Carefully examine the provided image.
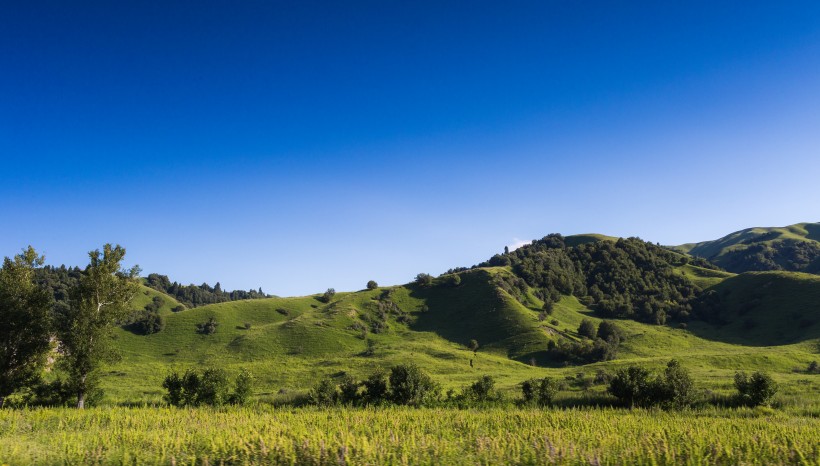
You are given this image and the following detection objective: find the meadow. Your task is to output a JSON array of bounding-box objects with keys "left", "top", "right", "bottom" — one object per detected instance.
[{"left": 0, "top": 406, "right": 817, "bottom": 465}]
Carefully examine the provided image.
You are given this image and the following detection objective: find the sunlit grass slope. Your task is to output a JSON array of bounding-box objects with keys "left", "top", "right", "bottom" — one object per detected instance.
[{"left": 103, "top": 267, "right": 820, "bottom": 408}]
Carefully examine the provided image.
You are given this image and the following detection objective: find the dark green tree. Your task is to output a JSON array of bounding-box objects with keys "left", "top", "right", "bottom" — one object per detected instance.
[
  {"left": 389, "top": 364, "right": 439, "bottom": 406},
  {"left": 338, "top": 374, "right": 360, "bottom": 405},
  {"left": 608, "top": 366, "right": 653, "bottom": 408},
  {"left": 415, "top": 273, "right": 433, "bottom": 287},
  {"left": 734, "top": 371, "right": 778, "bottom": 406},
  {"left": 362, "top": 370, "right": 389, "bottom": 405},
  {"left": 521, "top": 377, "right": 558, "bottom": 406},
  {"left": 230, "top": 369, "right": 253, "bottom": 405},
  {"left": 578, "top": 319, "right": 597, "bottom": 339},
  {"left": 309, "top": 378, "right": 339, "bottom": 406},
  {"left": 366, "top": 280, "right": 378, "bottom": 290},
  {"left": 321, "top": 288, "right": 336, "bottom": 303},
  {"left": 0, "top": 247, "right": 52, "bottom": 408},
  {"left": 56, "top": 244, "right": 139, "bottom": 408}
]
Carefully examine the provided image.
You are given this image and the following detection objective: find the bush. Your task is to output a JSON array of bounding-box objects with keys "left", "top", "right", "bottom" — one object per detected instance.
[
  {"left": 608, "top": 366, "right": 653, "bottom": 408},
  {"left": 389, "top": 364, "right": 439, "bottom": 406},
  {"left": 578, "top": 319, "right": 597, "bottom": 339},
  {"left": 243, "top": 322, "right": 252, "bottom": 330},
  {"left": 608, "top": 360, "right": 696, "bottom": 408},
  {"left": 196, "top": 317, "right": 218, "bottom": 335},
  {"left": 171, "top": 305, "right": 186, "bottom": 313},
  {"left": 521, "top": 377, "right": 558, "bottom": 406},
  {"left": 362, "top": 371, "right": 388, "bottom": 405},
  {"left": 415, "top": 273, "right": 433, "bottom": 287},
  {"left": 734, "top": 371, "right": 778, "bottom": 406},
  {"left": 447, "top": 274, "right": 462, "bottom": 287},
  {"left": 596, "top": 321, "right": 623, "bottom": 343},
  {"left": 230, "top": 369, "right": 253, "bottom": 405},
  {"left": 131, "top": 309, "right": 165, "bottom": 335},
  {"left": 464, "top": 375, "right": 497, "bottom": 402},
  {"left": 164, "top": 368, "right": 249, "bottom": 407},
  {"left": 366, "top": 280, "right": 378, "bottom": 290},
  {"left": 321, "top": 288, "right": 336, "bottom": 303},
  {"left": 308, "top": 378, "right": 339, "bottom": 406},
  {"left": 807, "top": 361, "right": 819, "bottom": 374},
  {"left": 468, "top": 339, "right": 479, "bottom": 352},
  {"left": 542, "top": 301, "right": 554, "bottom": 315},
  {"left": 338, "top": 374, "right": 360, "bottom": 405}
]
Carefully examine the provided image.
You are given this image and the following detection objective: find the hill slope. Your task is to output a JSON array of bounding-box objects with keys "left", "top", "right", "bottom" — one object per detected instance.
[{"left": 674, "top": 222, "right": 820, "bottom": 274}]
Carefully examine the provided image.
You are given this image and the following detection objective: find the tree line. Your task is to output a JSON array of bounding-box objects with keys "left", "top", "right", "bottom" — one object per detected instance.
[{"left": 144, "top": 273, "right": 268, "bottom": 308}]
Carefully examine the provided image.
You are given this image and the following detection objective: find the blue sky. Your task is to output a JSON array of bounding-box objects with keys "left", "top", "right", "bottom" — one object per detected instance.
[{"left": 2, "top": 1, "right": 820, "bottom": 295}]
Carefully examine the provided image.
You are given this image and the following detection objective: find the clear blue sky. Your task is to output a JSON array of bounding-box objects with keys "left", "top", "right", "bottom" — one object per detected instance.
[{"left": 2, "top": 1, "right": 820, "bottom": 296}]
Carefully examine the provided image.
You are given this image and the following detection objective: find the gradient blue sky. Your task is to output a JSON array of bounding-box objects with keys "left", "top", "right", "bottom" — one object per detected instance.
[{"left": 2, "top": 1, "right": 820, "bottom": 296}]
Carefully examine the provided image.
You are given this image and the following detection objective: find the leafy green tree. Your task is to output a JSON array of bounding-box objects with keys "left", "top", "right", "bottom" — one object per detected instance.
[
  {"left": 0, "top": 247, "right": 52, "bottom": 408},
  {"left": 734, "top": 371, "right": 778, "bottom": 406},
  {"left": 655, "top": 359, "right": 695, "bottom": 408},
  {"left": 415, "top": 273, "right": 433, "bottom": 287},
  {"left": 596, "top": 320, "right": 623, "bottom": 343},
  {"left": 321, "top": 288, "right": 336, "bottom": 303},
  {"left": 196, "top": 316, "right": 218, "bottom": 335},
  {"left": 447, "top": 274, "right": 462, "bottom": 287},
  {"left": 542, "top": 301, "right": 554, "bottom": 316},
  {"left": 608, "top": 366, "right": 653, "bottom": 408},
  {"left": 338, "top": 374, "right": 360, "bottom": 405},
  {"left": 578, "top": 319, "right": 597, "bottom": 339},
  {"left": 366, "top": 280, "right": 378, "bottom": 290},
  {"left": 198, "top": 368, "right": 230, "bottom": 406},
  {"left": 389, "top": 364, "right": 439, "bottom": 406},
  {"left": 56, "top": 244, "right": 139, "bottom": 408},
  {"left": 231, "top": 369, "right": 253, "bottom": 405},
  {"left": 464, "top": 375, "right": 497, "bottom": 402},
  {"left": 309, "top": 378, "right": 339, "bottom": 406},
  {"left": 521, "top": 377, "right": 558, "bottom": 406},
  {"left": 362, "top": 370, "right": 389, "bottom": 405}
]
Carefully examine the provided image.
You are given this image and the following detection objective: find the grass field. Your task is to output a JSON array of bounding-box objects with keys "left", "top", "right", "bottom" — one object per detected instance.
[{"left": 0, "top": 406, "right": 817, "bottom": 465}]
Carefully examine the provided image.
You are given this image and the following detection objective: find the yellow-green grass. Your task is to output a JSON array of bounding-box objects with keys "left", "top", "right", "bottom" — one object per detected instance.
[
  {"left": 95, "top": 268, "right": 820, "bottom": 411},
  {"left": 0, "top": 406, "right": 817, "bottom": 465},
  {"left": 675, "top": 222, "right": 820, "bottom": 260}
]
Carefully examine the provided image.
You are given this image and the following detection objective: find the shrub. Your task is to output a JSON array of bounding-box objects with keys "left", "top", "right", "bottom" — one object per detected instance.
[
  {"left": 389, "top": 364, "right": 439, "bottom": 406},
  {"left": 468, "top": 339, "right": 479, "bottom": 352},
  {"left": 230, "top": 369, "right": 253, "bottom": 405},
  {"left": 608, "top": 366, "right": 653, "bottom": 408},
  {"left": 521, "top": 377, "right": 558, "bottom": 406},
  {"left": 276, "top": 308, "right": 289, "bottom": 316},
  {"left": 464, "top": 375, "right": 497, "bottom": 402},
  {"left": 366, "top": 280, "right": 378, "bottom": 290},
  {"left": 196, "top": 317, "right": 218, "bottom": 335},
  {"left": 132, "top": 309, "right": 165, "bottom": 335},
  {"left": 596, "top": 321, "right": 623, "bottom": 343},
  {"left": 807, "top": 361, "right": 818, "bottom": 374},
  {"left": 171, "top": 305, "right": 186, "bottom": 313},
  {"left": 198, "top": 368, "right": 230, "bottom": 406},
  {"left": 542, "top": 301, "right": 554, "bottom": 315},
  {"left": 656, "top": 359, "right": 695, "bottom": 408},
  {"left": 309, "top": 378, "right": 339, "bottom": 406},
  {"left": 578, "top": 319, "right": 597, "bottom": 339},
  {"left": 550, "top": 319, "right": 559, "bottom": 326},
  {"left": 321, "top": 288, "right": 336, "bottom": 303},
  {"left": 243, "top": 322, "right": 252, "bottom": 330},
  {"left": 734, "top": 371, "right": 778, "bottom": 406},
  {"left": 338, "top": 374, "right": 360, "bottom": 405},
  {"left": 447, "top": 274, "right": 462, "bottom": 287},
  {"left": 362, "top": 371, "right": 388, "bottom": 405},
  {"left": 415, "top": 273, "right": 433, "bottom": 287}
]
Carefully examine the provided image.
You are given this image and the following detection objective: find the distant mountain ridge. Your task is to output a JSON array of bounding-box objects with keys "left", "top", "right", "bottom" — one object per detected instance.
[{"left": 673, "top": 222, "right": 820, "bottom": 274}]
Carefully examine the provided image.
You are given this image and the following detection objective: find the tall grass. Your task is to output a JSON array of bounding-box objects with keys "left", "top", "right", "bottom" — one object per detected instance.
[{"left": 0, "top": 406, "right": 817, "bottom": 465}]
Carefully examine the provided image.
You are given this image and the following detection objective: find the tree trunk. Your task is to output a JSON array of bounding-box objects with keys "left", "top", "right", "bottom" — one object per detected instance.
[
  {"left": 77, "top": 391, "right": 86, "bottom": 409},
  {"left": 0, "top": 396, "right": 5, "bottom": 409}
]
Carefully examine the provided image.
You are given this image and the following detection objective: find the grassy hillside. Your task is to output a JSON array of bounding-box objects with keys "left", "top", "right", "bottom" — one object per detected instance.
[
  {"left": 94, "top": 266, "right": 820, "bottom": 410},
  {"left": 674, "top": 222, "right": 820, "bottom": 273}
]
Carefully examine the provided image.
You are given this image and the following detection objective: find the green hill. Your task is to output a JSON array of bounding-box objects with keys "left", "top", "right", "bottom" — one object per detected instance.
[
  {"left": 674, "top": 222, "right": 820, "bottom": 274},
  {"left": 98, "top": 264, "right": 820, "bottom": 408}
]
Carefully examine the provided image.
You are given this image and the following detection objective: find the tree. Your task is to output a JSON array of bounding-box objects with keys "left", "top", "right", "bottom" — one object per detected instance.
[
  {"left": 362, "top": 370, "right": 389, "bottom": 405},
  {"left": 309, "top": 378, "right": 339, "bottom": 406},
  {"left": 578, "top": 319, "right": 597, "bottom": 339},
  {"left": 198, "top": 368, "right": 230, "bottom": 406},
  {"left": 56, "top": 244, "right": 139, "bottom": 408},
  {"left": 542, "top": 301, "right": 554, "bottom": 316},
  {"left": 596, "top": 321, "right": 623, "bottom": 343},
  {"left": 734, "top": 371, "right": 778, "bottom": 406},
  {"left": 338, "top": 374, "right": 360, "bottom": 405},
  {"left": 321, "top": 288, "right": 336, "bottom": 303},
  {"left": 230, "top": 369, "right": 253, "bottom": 405},
  {"left": 366, "top": 280, "right": 378, "bottom": 290},
  {"left": 521, "top": 377, "right": 558, "bottom": 406},
  {"left": 447, "top": 274, "right": 462, "bottom": 287},
  {"left": 465, "top": 375, "right": 497, "bottom": 402},
  {"left": 389, "top": 364, "right": 439, "bottom": 406},
  {"left": 608, "top": 366, "right": 653, "bottom": 408},
  {"left": 657, "top": 359, "right": 695, "bottom": 408},
  {"left": 196, "top": 317, "right": 219, "bottom": 335},
  {"left": 415, "top": 273, "right": 433, "bottom": 287},
  {"left": 0, "top": 246, "right": 52, "bottom": 408}
]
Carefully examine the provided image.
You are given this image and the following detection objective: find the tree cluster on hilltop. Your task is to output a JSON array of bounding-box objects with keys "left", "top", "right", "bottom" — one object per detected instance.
[
  {"left": 144, "top": 273, "right": 267, "bottom": 308},
  {"left": 478, "top": 235, "right": 720, "bottom": 324}
]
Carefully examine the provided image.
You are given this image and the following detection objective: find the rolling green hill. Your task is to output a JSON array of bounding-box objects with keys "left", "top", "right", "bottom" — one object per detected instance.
[
  {"left": 97, "top": 263, "right": 820, "bottom": 409},
  {"left": 674, "top": 222, "right": 820, "bottom": 274}
]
